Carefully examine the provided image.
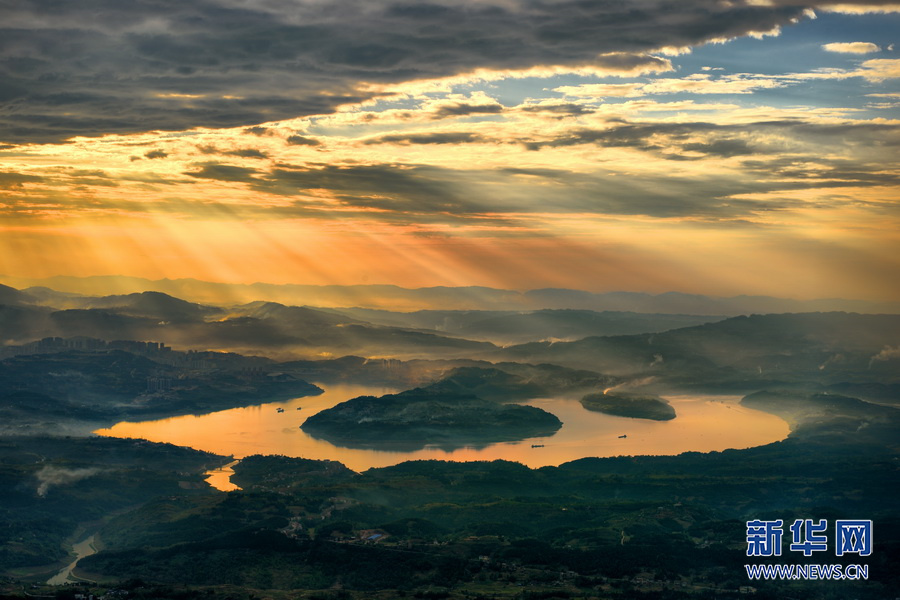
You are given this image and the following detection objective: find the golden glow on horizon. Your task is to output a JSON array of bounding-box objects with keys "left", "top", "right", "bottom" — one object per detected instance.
[
  {"left": 1, "top": 49, "right": 899, "bottom": 301},
  {"left": 3, "top": 210, "right": 897, "bottom": 301}
]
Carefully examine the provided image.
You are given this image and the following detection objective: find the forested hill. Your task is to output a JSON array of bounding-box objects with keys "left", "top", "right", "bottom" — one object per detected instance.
[{"left": 498, "top": 312, "right": 900, "bottom": 389}]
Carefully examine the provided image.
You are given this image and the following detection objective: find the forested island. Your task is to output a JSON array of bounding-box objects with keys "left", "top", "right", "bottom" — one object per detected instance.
[
  {"left": 300, "top": 388, "right": 562, "bottom": 449},
  {"left": 580, "top": 392, "right": 676, "bottom": 421}
]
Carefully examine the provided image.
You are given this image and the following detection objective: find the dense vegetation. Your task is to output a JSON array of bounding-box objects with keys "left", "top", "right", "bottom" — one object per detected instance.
[
  {"left": 0, "top": 437, "right": 226, "bottom": 572},
  {"left": 579, "top": 393, "right": 676, "bottom": 421},
  {"left": 0, "top": 289, "right": 897, "bottom": 599},
  {"left": 301, "top": 388, "right": 562, "bottom": 450},
  {"left": 59, "top": 395, "right": 897, "bottom": 598},
  {"left": 0, "top": 346, "right": 322, "bottom": 435}
]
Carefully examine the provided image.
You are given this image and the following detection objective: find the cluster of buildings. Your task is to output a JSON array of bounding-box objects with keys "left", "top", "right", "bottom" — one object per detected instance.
[{"left": 0, "top": 337, "right": 171, "bottom": 359}]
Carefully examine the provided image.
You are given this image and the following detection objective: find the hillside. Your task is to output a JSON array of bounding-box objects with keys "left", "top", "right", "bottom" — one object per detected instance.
[
  {"left": 301, "top": 388, "right": 562, "bottom": 450},
  {"left": 500, "top": 312, "right": 900, "bottom": 391}
]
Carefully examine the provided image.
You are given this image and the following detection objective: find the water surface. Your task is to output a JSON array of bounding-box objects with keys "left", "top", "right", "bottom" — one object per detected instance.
[
  {"left": 205, "top": 459, "right": 241, "bottom": 491},
  {"left": 47, "top": 535, "right": 96, "bottom": 585},
  {"left": 96, "top": 384, "right": 789, "bottom": 474}
]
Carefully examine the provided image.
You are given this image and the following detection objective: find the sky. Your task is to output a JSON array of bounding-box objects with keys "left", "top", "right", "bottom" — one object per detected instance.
[{"left": 1, "top": 0, "right": 898, "bottom": 301}]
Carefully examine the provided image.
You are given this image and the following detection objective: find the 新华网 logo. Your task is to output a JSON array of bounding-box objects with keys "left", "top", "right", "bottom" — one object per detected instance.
[{"left": 744, "top": 519, "right": 872, "bottom": 581}]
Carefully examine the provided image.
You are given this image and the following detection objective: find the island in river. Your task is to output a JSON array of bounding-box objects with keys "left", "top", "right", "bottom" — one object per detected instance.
[
  {"left": 580, "top": 392, "right": 676, "bottom": 421},
  {"left": 300, "top": 388, "right": 562, "bottom": 450}
]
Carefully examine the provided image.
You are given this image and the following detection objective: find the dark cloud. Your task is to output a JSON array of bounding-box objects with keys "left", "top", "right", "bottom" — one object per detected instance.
[
  {"left": 783, "top": 122, "right": 900, "bottom": 148},
  {"left": 517, "top": 103, "right": 594, "bottom": 117},
  {"left": 176, "top": 156, "right": 871, "bottom": 224},
  {"left": 197, "top": 144, "right": 274, "bottom": 158},
  {"left": 223, "top": 148, "right": 269, "bottom": 159},
  {"left": 286, "top": 135, "right": 322, "bottom": 147},
  {"left": 186, "top": 163, "right": 262, "bottom": 183},
  {"left": 0, "top": 172, "right": 44, "bottom": 189},
  {"left": 521, "top": 120, "right": 900, "bottom": 162},
  {"left": 4, "top": 0, "right": 883, "bottom": 143},
  {"left": 742, "top": 157, "right": 900, "bottom": 188},
  {"left": 256, "top": 164, "right": 473, "bottom": 214},
  {"left": 47, "top": 168, "right": 120, "bottom": 188},
  {"left": 145, "top": 150, "right": 168, "bottom": 159},
  {"left": 679, "top": 139, "right": 756, "bottom": 158},
  {"left": 13, "top": 139, "right": 893, "bottom": 225},
  {"left": 363, "top": 132, "right": 486, "bottom": 145},
  {"left": 431, "top": 103, "right": 504, "bottom": 119},
  {"left": 523, "top": 122, "right": 723, "bottom": 151},
  {"left": 500, "top": 167, "right": 574, "bottom": 178}
]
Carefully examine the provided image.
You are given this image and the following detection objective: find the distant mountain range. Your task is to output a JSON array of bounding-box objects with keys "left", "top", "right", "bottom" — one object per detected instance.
[
  {"left": 499, "top": 312, "right": 900, "bottom": 394},
  {"left": 325, "top": 307, "right": 724, "bottom": 344},
  {"left": 0, "top": 284, "right": 496, "bottom": 359},
  {"left": 2, "top": 274, "right": 898, "bottom": 315},
  {"left": 2, "top": 280, "right": 899, "bottom": 402},
  {"left": 0, "top": 282, "right": 726, "bottom": 357}
]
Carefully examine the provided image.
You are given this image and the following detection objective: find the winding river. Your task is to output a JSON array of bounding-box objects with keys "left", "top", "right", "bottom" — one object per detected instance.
[
  {"left": 46, "top": 534, "right": 97, "bottom": 585},
  {"left": 95, "top": 384, "right": 790, "bottom": 484}
]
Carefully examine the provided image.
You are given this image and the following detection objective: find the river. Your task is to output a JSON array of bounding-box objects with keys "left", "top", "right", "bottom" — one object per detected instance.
[
  {"left": 46, "top": 534, "right": 96, "bottom": 585},
  {"left": 95, "top": 383, "right": 789, "bottom": 486}
]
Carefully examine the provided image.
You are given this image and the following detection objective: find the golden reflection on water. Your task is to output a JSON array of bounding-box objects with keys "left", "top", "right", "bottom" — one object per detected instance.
[
  {"left": 95, "top": 384, "right": 790, "bottom": 474},
  {"left": 204, "top": 459, "right": 241, "bottom": 491}
]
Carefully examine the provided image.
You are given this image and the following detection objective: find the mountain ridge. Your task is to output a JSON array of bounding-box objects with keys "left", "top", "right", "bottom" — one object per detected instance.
[{"left": 2, "top": 274, "right": 897, "bottom": 315}]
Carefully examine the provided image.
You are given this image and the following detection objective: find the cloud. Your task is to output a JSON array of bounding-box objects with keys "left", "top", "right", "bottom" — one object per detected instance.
[
  {"left": 521, "top": 122, "right": 732, "bottom": 153},
  {"left": 820, "top": 3, "right": 900, "bottom": 14},
  {"left": 555, "top": 74, "right": 788, "bottom": 98},
  {"left": 10, "top": 105, "right": 896, "bottom": 227},
  {"left": 360, "top": 55, "right": 674, "bottom": 101},
  {"left": 171, "top": 139, "right": 897, "bottom": 225},
  {"left": 588, "top": 53, "right": 674, "bottom": 76},
  {"left": 870, "top": 345, "right": 900, "bottom": 362},
  {"left": 186, "top": 163, "right": 262, "bottom": 183},
  {"left": 0, "top": 0, "right": 839, "bottom": 143},
  {"left": 789, "top": 58, "right": 900, "bottom": 82},
  {"left": 854, "top": 58, "right": 900, "bottom": 81},
  {"left": 426, "top": 93, "right": 506, "bottom": 119},
  {"left": 822, "top": 42, "right": 881, "bottom": 53},
  {"left": 680, "top": 139, "right": 757, "bottom": 158},
  {"left": 184, "top": 159, "right": 745, "bottom": 221},
  {"left": 432, "top": 103, "right": 504, "bottom": 119},
  {"left": 286, "top": 135, "right": 322, "bottom": 147},
  {"left": 553, "top": 59, "right": 899, "bottom": 102},
  {"left": 363, "top": 132, "right": 487, "bottom": 145},
  {"left": 254, "top": 164, "right": 477, "bottom": 216},
  {"left": 516, "top": 119, "right": 900, "bottom": 190},
  {"left": 554, "top": 83, "right": 646, "bottom": 98},
  {"left": 145, "top": 150, "right": 168, "bottom": 159},
  {"left": 0, "top": 171, "right": 44, "bottom": 189},
  {"left": 591, "top": 99, "right": 744, "bottom": 113},
  {"left": 641, "top": 74, "right": 788, "bottom": 94},
  {"left": 223, "top": 148, "right": 269, "bottom": 159},
  {"left": 35, "top": 466, "right": 103, "bottom": 497},
  {"left": 741, "top": 155, "right": 900, "bottom": 188},
  {"left": 516, "top": 101, "right": 595, "bottom": 117}
]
